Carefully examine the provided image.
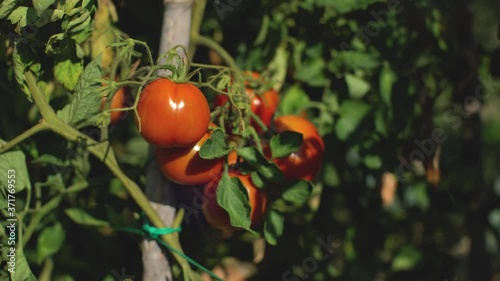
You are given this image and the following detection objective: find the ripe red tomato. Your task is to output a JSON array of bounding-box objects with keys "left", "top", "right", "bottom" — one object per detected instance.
[
  {"left": 270, "top": 115, "right": 324, "bottom": 181},
  {"left": 101, "top": 87, "right": 129, "bottom": 124},
  {"left": 213, "top": 73, "right": 279, "bottom": 130},
  {"left": 135, "top": 78, "right": 210, "bottom": 147},
  {"left": 202, "top": 171, "right": 268, "bottom": 231},
  {"left": 156, "top": 127, "right": 224, "bottom": 185}
]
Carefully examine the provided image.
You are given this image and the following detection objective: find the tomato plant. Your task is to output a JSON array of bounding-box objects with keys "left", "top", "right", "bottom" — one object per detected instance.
[
  {"left": 269, "top": 115, "right": 324, "bottom": 181},
  {"left": 135, "top": 78, "right": 211, "bottom": 147},
  {"left": 156, "top": 127, "right": 224, "bottom": 185},
  {"left": 202, "top": 171, "right": 268, "bottom": 231},
  {"left": 2, "top": 0, "right": 499, "bottom": 280}
]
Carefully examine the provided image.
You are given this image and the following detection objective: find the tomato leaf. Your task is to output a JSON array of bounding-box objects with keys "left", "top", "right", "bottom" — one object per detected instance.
[
  {"left": 7, "top": 6, "right": 37, "bottom": 27},
  {"left": 279, "top": 85, "right": 310, "bottom": 115},
  {"left": 322, "top": 0, "right": 384, "bottom": 14},
  {"left": 57, "top": 55, "right": 102, "bottom": 128},
  {"left": 0, "top": 140, "right": 31, "bottom": 193},
  {"left": 345, "top": 73, "right": 371, "bottom": 98},
  {"left": 0, "top": 0, "right": 17, "bottom": 19},
  {"left": 334, "top": 100, "right": 371, "bottom": 141},
  {"left": 294, "top": 57, "right": 326, "bottom": 87},
  {"left": 12, "top": 40, "right": 41, "bottom": 101},
  {"left": 250, "top": 172, "right": 265, "bottom": 189},
  {"left": 379, "top": 62, "right": 396, "bottom": 109},
  {"left": 216, "top": 170, "right": 253, "bottom": 231},
  {"left": 34, "top": 0, "right": 56, "bottom": 15},
  {"left": 53, "top": 39, "right": 83, "bottom": 91},
  {"left": 270, "top": 131, "right": 303, "bottom": 158},
  {"left": 37, "top": 222, "right": 65, "bottom": 264},
  {"left": 264, "top": 209, "right": 284, "bottom": 245},
  {"left": 65, "top": 208, "right": 110, "bottom": 227},
  {"left": 329, "top": 51, "right": 380, "bottom": 72},
  {"left": 10, "top": 246, "right": 37, "bottom": 281},
  {"left": 364, "top": 155, "right": 382, "bottom": 169},
  {"left": 199, "top": 129, "right": 232, "bottom": 159},
  {"left": 266, "top": 45, "right": 288, "bottom": 92},
  {"left": 236, "top": 147, "right": 284, "bottom": 183},
  {"left": 281, "top": 180, "right": 313, "bottom": 205}
]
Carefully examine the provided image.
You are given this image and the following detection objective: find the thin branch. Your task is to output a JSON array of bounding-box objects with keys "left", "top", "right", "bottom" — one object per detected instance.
[
  {"left": 0, "top": 121, "right": 48, "bottom": 154},
  {"left": 191, "top": 34, "right": 237, "bottom": 69}
]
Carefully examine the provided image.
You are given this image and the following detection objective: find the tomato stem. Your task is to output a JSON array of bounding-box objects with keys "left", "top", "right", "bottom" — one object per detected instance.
[
  {"left": 0, "top": 121, "right": 48, "bottom": 154},
  {"left": 191, "top": 34, "right": 237, "bottom": 70},
  {"left": 249, "top": 112, "right": 269, "bottom": 133},
  {"left": 188, "top": 0, "right": 207, "bottom": 60}
]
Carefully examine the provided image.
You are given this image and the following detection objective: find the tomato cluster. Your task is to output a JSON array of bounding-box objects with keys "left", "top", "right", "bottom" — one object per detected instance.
[{"left": 130, "top": 74, "right": 324, "bottom": 233}]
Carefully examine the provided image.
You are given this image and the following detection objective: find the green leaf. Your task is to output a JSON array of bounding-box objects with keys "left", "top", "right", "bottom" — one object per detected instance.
[
  {"left": 62, "top": 0, "right": 80, "bottom": 13},
  {"left": 281, "top": 180, "right": 313, "bottom": 205},
  {"left": 323, "top": 163, "right": 340, "bottom": 187},
  {"left": 363, "top": 155, "right": 382, "bottom": 169},
  {"left": 53, "top": 40, "right": 83, "bottom": 91},
  {"left": 57, "top": 55, "right": 102, "bottom": 128},
  {"left": 32, "top": 154, "right": 68, "bottom": 167},
  {"left": 294, "top": 58, "right": 326, "bottom": 87},
  {"left": 345, "top": 73, "right": 371, "bottom": 98},
  {"left": 391, "top": 245, "right": 423, "bottom": 271},
  {"left": 199, "top": 129, "right": 232, "bottom": 159},
  {"left": 35, "top": 174, "right": 65, "bottom": 193},
  {"left": 270, "top": 131, "right": 303, "bottom": 158},
  {"left": 65, "top": 208, "right": 110, "bottom": 227},
  {"left": 0, "top": 143, "right": 31, "bottom": 193},
  {"left": 0, "top": 0, "right": 17, "bottom": 19},
  {"left": 12, "top": 40, "right": 40, "bottom": 101},
  {"left": 216, "top": 170, "right": 252, "bottom": 231},
  {"left": 264, "top": 209, "right": 284, "bottom": 245},
  {"left": 334, "top": 100, "right": 371, "bottom": 141},
  {"left": 236, "top": 147, "right": 284, "bottom": 183},
  {"left": 266, "top": 45, "right": 289, "bottom": 92},
  {"left": 37, "top": 222, "right": 65, "bottom": 263},
  {"left": 330, "top": 51, "right": 380, "bottom": 72},
  {"left": 279, "top": 85, "right": 311, "bottom": 115},
  {"left": 250, "top": 172, "right": 265, "bottom": 189},
  {"left": 7, "top": 6, "right": 38, "bottom": 27},
  {"left": 318, "top": 0, "right": 384, "bottom": 13},
  {"left": 379, "top": 62, "right": 396, "bottom": 108},
  {"left": 34, "top": 0, "right": 55, "bottom": 15},
  {"left": 10, "top": 247, "right": 38, "bottom": 281},
  {"left": 404, "top": 182, "right": 429, "bottom": 211},
  {"left": 374, "top": 108, "right": 388, "bottom": 137},
  {"left": 66, "top": 9, "right": 91, "bottom": 33}
]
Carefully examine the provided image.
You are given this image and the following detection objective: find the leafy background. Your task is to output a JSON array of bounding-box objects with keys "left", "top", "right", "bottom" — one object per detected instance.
[{"left": 1, "top": 0, "right": 500, "bottom": 280}]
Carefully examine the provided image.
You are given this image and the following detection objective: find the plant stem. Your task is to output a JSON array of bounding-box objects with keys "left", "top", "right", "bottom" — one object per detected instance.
[
  {"left": 188, "top": 0, "right": 207, "bottom": 59},
  {"left": 249, "top": 112, "right": 269, "bottom": 133},
  {"left": 0, "top": 121, "right": 48, "bottom": 154},
  {"left": 191, "top": 34, "right": 237, "bottom": 69},
  {"left": 22, "top": 196, "right": 61, "bottom": 247},
  {"left": 38, "top": 258, "right": 54, "bottom": 281}
]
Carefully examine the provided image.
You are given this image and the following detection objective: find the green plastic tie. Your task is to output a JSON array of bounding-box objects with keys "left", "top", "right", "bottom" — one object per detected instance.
[{"left": 113, "top": 219, "right": 223, "bottom": 281}]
